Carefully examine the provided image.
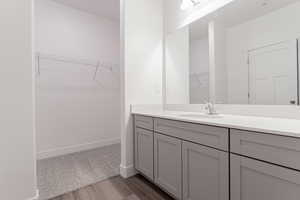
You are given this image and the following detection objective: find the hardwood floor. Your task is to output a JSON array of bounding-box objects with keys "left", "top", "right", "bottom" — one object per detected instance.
[{"left": 49, "top": 175, "right": 174, "bottom": 200}]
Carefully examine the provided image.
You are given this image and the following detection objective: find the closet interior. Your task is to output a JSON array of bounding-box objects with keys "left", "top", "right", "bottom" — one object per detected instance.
[{"left": 34, "top": 0, "right": 121, "bottom": 199}]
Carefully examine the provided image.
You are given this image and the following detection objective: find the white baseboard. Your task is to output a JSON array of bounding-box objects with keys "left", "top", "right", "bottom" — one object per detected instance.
[
  {"left": 120, "top": 164, "right": 137, "bottom": 178},
  {"left": 26, "top": 190, "right": 39, "bottom": 200},
  {"left": 37, "top": 138, "right": 121, "bottom": 160}
]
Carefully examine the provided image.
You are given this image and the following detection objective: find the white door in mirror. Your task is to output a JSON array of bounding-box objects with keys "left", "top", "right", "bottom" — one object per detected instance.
[{"left": 248, "top": 40, "right": 298, "bottom": 105}]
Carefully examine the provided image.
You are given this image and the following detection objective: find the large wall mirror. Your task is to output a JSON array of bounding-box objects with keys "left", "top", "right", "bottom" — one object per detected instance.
[
  {"left": 165, "top": 21, "right": 209, "bottom": 104},
  {"left": 165, "top": 0, "right": 300, "bottom": 106}
]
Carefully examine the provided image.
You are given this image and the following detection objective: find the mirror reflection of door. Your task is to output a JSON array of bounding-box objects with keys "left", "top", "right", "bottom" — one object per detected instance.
[{"left": 248, "top": 40, "right": 298, "bottom": 105}]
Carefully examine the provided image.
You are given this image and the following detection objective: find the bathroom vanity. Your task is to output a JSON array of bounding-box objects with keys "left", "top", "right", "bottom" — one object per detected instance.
[
  {"left": 133, "top": 113, "right": 300, "bottom": 200},
  {"left": 132, "top": 1, "right": 300, "bottom": 199}
]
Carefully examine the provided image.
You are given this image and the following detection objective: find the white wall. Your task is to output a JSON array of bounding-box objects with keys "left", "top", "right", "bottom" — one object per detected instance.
[
  {"left": 190, "top": 37, "right": 210, "bottom": 103},
  {"left": 165, "top": 27, "right": 190, "bottom": 104},
  {"left": 190, "top": 38, "right": 209, "bottom": 74},
  {"left": 0, "top": 0, "right": 37, "bottom": 199},
  {"left": 227, "top": 1, "right": 300, "bottom": 104},
  {"left": 35, "top": 0, "right": 120, "bottom": 159},
  {"left": 120, "top": 0, "right": 163, "bottom": 177},
  {"left": 214, "top": 22, "right": 228, "bottom": 104}
]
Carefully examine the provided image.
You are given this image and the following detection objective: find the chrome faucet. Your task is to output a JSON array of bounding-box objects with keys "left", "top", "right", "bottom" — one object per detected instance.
[{"left": 205, "top": 102, "right": 217, "bottom": 115}]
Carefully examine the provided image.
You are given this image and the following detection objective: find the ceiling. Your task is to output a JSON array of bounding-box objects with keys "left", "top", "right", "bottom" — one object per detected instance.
[
  {"left": 190, "top": 0, "right": 300, "bottom": 40},
  {"left": 52, "top": 0, "right": 120, "bottom": 21}
]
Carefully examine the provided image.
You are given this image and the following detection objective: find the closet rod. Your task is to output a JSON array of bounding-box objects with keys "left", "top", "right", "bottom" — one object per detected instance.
[{"left": 35, "top": 52, "right": 113, "bottom": 71}]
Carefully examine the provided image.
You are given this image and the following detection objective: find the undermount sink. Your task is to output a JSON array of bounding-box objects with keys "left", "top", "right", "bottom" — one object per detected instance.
[{"left": 178, "top": 113, "right": 223, "bottom": 119}]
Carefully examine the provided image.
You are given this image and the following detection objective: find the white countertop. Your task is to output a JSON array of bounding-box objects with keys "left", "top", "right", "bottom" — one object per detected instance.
[{"left": 132, "top": 110, "right": 300, "bottom": 138}]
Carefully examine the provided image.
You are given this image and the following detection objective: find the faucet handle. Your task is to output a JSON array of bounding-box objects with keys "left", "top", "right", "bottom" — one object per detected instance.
[
  {"left": 204, "top": 102, "right": 217, "bottom": 115},
  {"left": 204, "top": 101, "right": 210, "bottom": 110},
  {"left": 206, "top": 102, "right": 213, "bottom": 108}
]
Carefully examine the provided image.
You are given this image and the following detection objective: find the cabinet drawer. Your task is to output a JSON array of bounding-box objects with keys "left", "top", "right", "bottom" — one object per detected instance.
[
  {"left": 231, "top": 129, "right": 300, "bottom": 170},
  {"left": 135, "top": 115, "right": 153, "bottom": 130},
  {"left": 154, "top": 118, "right": 228, "bottom": 151}
]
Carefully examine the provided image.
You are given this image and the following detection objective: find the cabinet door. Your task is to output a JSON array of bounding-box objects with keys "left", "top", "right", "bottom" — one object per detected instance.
[
  {"left": 182, "top": 141, "right": 228, "bottom": 200},
  {"left": 135, "top": 127, "right": 154, "bottom": 180},
  {"left": 154, "top": 133, "right": 182, "bottom": 199},
  {"left": 231, "top": 154, "right": 300, "bottom": 200}
]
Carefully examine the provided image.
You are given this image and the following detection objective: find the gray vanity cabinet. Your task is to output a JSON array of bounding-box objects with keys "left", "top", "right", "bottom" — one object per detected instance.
[
  {"left": 231, "top": 154, "right": 300, "bottom": 200},
  {"left": 182, "top": 141, "right": 229, "bottom": 200},
  {"left": 134, "top": 114, "right": 300, "bottom": 200},
  {"left": 135, "top": 127, "right": 154, "bottom": 181},
  {"left": 154, "top": 133, "right": 182, "bottom": 199}
]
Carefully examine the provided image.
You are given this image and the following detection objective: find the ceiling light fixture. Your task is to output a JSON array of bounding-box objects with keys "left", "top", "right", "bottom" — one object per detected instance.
[{"left": 180, "top": 0, "right": 201, "bottom": 10}]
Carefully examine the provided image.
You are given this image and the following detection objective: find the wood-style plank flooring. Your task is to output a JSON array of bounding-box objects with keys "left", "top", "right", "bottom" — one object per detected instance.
[{"left": 49, "top": 175, "right": 174, "bottom": 200}]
